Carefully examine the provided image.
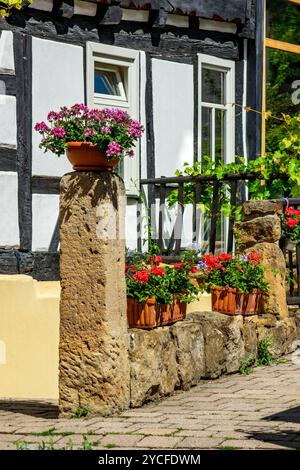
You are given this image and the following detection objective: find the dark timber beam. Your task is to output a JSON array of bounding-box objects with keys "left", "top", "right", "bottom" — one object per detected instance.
[
  {"left": 0, "top": 147, "right": 17, "bottom": 171},
  {"left": 14, "top": 32, "right": 32, "bottom": 252},
  {"left": 32, "top": 175, "right": 61, "bottom": 194}
]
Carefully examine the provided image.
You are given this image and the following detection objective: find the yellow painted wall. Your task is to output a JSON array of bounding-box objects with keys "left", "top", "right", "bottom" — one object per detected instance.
[
  {"left": 0, "top": 275, "right": 60, "bottom": 400},
  {"left": 0, "top": 274, "right": 210, "bottom": 400}
]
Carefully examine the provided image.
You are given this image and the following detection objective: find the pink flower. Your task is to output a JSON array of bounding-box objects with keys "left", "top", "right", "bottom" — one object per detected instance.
[
  {"left": 101, "top": 126, "right": 111, "bottom": 134},
  {"left": 129, "top": 120, "right": 144, "bottom": 138},
  {"left": 47, "top": 111, "right": 62, "bottom": 121},
  {"left": 51, "top": 127, "right": 66, "bottom": 138},
  {"left": 106, "top": 141, "right": 122, "bottom": 157},
  {"left": 85, "top": 129, "right": 92, "bottom": 137},
  {"left": 127, "top": 149, "right": 135, "bottom": 157},
  {"left": 34, "top": 121, "right": 49, "bottom": 132}
]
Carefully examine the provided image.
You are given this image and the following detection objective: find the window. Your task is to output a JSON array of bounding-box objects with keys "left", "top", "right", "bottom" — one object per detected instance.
[
  {"left": 86, "top": 43, "right": 140, "bottom": 196},
  {"left": 198, "top": 54, "right": 235, "bottom": 164},
  {"left": 198, "top": 54, "right": 235, "bottom": 253}
]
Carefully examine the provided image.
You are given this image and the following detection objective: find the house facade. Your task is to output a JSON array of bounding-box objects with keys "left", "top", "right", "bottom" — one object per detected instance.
[{"left": 0, "top": 0, "right": 262, "bottom": 282}]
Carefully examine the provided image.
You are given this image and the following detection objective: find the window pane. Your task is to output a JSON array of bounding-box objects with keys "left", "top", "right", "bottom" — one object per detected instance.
[
  {"left": 267, "top": 0, "right": 300, "bottom": 45},
  {"left": 266, "top": 47, "right": 300, "bottom": 152},
  {"left": 215, "top": 109, "right": 226, "bottom": 164},
  {"left": 202, "top": 67, "right": 225, "bottom": 104},
  {"left": 201, "top": 107, "right": 212, "bottom": 157},
  {"left": 94, "top": 69, "right": 121, "bottom": 96}
]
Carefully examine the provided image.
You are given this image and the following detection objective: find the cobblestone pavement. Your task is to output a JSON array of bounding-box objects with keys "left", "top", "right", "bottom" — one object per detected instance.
[{"left": 0, "top": 358, "right": 300, "bottom": 450}]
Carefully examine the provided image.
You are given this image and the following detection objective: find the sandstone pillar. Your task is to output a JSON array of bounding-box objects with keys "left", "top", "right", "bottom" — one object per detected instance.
[
  {"left": 59, "top": 172, "right": 129, "bottom": 416},
  {"left": 234, "top": 200, "right": 288, "bottom": 318}
]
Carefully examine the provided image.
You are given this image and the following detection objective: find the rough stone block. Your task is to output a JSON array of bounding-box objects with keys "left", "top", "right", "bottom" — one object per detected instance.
[
  {"left": 59, "top": 172, "right": 129, "bottom": 416},
  {"left": 170, "top": 320, "right": 205, "bottom": 390},
  {"left": 243, "top": 319, "right": 258, "bottom": 356},
  {"left": 242, "top": 200, "right": 283, "bottom": 221},
  {"left": 235, "top": 215, "right": 281, "bottom": 247},
  {"left": 129, "top": 328, "right": 178, "bottom": 408},
  {"left": 189, "top": 312, "right": 245, "bottom": 378},
  {"left": 256, "top": 318, "right": 298, "bottom": 357},
  {"left": 247, "top": 243, "right": 288, "bottom": 318}
]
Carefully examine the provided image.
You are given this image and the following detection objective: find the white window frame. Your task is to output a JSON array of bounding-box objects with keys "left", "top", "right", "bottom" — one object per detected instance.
[
  {"left": 198, "top": 53, "right": 235, "bottom": 164},
  {"left": 86, "top": 42, "right": 140, "bottom": 196}
]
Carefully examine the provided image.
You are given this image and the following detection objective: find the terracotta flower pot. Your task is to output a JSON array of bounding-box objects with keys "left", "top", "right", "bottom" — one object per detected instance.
[
  {"left": 127, "top": 297, "right": 157, "bottom": 329},
  {"left": 156, "top": 299, "right": 187, "bottom": 326},
  {"left": 66, "top": 142, "right": 118, "bottom": 171},
  {"left": 211, "top": 287, "right": 244, "bottom": 315},
  {"left": 242, "top": 289, "right": 263, "bottom": 316},
  {"left": 127, "top": 297, "right": 187, "bottom": 329}
]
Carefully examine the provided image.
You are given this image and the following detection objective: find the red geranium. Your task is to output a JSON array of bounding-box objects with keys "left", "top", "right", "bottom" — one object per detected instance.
[
  {"left": 286, "top": 217, "right": 299, "bottom": 228},
  {"left": 218, "top": 253, "right": 232, "bottom": 262},
  {"left": 174, "top": 262, "right": 183, "bottom": 270},
  {"left": 151, "top": 266, "right": 165, "bottom": 277},
  {"left": 190, "top": 266, "right": 198, "bottom": 273},
  {"left": 133, "top": 269, "right": 149, "bottom": 283}
]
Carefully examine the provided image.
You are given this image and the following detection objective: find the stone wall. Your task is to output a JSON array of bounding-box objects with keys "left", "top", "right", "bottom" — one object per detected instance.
[
  {"left": 128, "top": 311, "right": 300, "bottom": 407},
  {"left": 235, "top": 199, "right": 288, "bottom": 319}
]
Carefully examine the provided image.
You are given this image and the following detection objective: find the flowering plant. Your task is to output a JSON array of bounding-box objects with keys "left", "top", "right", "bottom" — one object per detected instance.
[
  {"left": 125, "top": 249, "right": 199, "bottom": 304},
  {"left": 281, "top": 207, "right": 300, "bottom": 245},
  {"left": 198, "top": 252, "right": 269, "bottom": 294},
  {"left": 34, "top": 104, "right": 144, "bottom": 160}
]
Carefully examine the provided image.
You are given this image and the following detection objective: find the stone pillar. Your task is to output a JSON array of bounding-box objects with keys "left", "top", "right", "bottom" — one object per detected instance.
[
  {"left": 59, "top": 172, "right": 129, "bottom": 416},
  {"left": 234, "top": 200, "right": 288, "bottom": 319}
]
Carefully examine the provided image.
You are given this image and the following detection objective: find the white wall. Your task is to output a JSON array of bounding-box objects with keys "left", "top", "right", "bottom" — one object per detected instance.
[
  {"left": 32, "top": 194, "right": 59, "bottom": 251},
  {"left": 152, "top": 59, "right": 194, "bottom": 178},
  {"left": 0, "top": 95, "right": 17, "bottom": 147},
  {"left": 0, "top": 31, "right": 15, "bottom": 74},
  {"left": 32, "top": 37, "right": 84, "bottom": 177},
  {"left": 0, "top": 172, "right": 19, "bottom": 247}
]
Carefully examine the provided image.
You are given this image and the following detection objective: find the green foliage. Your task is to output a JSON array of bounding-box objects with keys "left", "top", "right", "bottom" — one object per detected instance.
[
  {"left": 0, "top": 0, "right": 31, "bottom": 17},
  {"left": 239, "top": 353, "right": 256, "bottom": 375},
  {"left": 257, "top": 337, "right": 274, "bottom": 367},
  {"left": 125, "top": 250, "right": 199, "bottom": 304},
  {"left": 168, "top": 114, "right": 300, "bottom": 216},
  {"left": 71, "top": 407, "right": 89, "bottom": 419},
  {"left": 201, "top": 253, "right": 269, "bottom": 294}
]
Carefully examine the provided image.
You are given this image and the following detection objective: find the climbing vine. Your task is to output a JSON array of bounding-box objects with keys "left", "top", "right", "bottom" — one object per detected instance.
[{"left": 0, "top": 0, "right": 31, "bottom": 17}]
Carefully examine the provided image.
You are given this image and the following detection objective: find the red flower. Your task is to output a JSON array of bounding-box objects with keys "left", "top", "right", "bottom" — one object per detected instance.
[
  {"left": 247, "top": 252, "right": 261, "bottom": 265},
  {"left": 174, "top": 262, "right": 183, "bottom": 270},
  {"left": 190, "top": 266, "right": 198, "bottom": 273},
  {"left": 218, "top": 253, "right": 232, "bottom": 262},
  {"left": 285, "top": 208, "right": 300, "bottom": 217},
  {"left": 286, "top": 217, "right": 299, "bottom": 228},
  {"left": 151, "top": 266, "right": 165, "bottom": 276},
  {"left": 133, "top": 269, "right": 149, "bottom": 283},
  {"left": 154, "top": 255, "right": 162, "bottom": 265},
  {"left": 125, "top": 263, "right": 129, "bottom": 273}
]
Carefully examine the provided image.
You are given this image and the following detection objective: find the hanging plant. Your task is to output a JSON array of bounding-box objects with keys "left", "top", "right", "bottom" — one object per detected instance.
[{"left": 0, "top": 0, "right": 32, "bottom": 17}]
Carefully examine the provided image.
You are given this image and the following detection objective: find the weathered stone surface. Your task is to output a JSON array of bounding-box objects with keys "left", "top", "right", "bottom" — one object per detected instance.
[
  {"left": 235, "top": 215, "right": 281, "bottom": 247},
  {"left": 170, "top": 320, "right": 205, "bottom": 390},
  {"left": 256, "top": 318, "right": 298, "bottom": 357},
  {"left": 247, "top": 243, "right": 288, "bottom": 318},
  {"left": 129, "top": 328, "right": 178, "bottom": 407},
  {"left": 243, "top": 319, "right": 258, "bottom": 356},
  {"left": 188, "top": 312, "right": 245, "bottom": 378},
  {"left": 242, "top": 200, "right": 283, "bottom": 221},
  {"left": 59, "top": 172, "right": 129, "bottom": 416}
]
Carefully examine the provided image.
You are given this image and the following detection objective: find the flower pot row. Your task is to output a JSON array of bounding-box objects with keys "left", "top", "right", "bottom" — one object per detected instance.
[
  {"left": 211, "top": 287, "right": 263, "bottom": 316},
  {"left": 127, "top": 297, "right": 187, "bottom": 330}
]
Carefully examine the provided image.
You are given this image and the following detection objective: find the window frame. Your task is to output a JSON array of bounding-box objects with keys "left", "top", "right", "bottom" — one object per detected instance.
[
  {"left": 198, "top": 53, "right": 235, "bottom": 164},
  {"left": 94, "top": 63, "right": 127, "bottom": 104},
  {"left": 86, "top": 42, "right": 140, "bottom": 197}
]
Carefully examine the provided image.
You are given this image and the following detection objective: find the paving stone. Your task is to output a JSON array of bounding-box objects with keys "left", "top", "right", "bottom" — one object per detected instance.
[
  {"left": 100, "top": 434, "right": 144, "bottom": 447},
  {"left": 135, "top": 436, "right": 183, "bottom": 449},
  {"left": 178, "top": 437, "right": 224, "bottom": 449}
]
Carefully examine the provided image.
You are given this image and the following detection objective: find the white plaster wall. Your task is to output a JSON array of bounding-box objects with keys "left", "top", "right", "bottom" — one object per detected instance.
[
  {"left": 0, "top": 96, "right": 17, "bottom": 147},
  {"left": 152, "top": 59, "right": 194, "bottom": 178},
  {"left": 0, "top": 31, "right": 15, "bottom": 74},
  {"left": 0, "top": 172, "right": 19, "bottom": 247},
  {"left": 32, "top": 194, "right": 59, "bottom": 251},
  {"left": 125, "top": 201, "right": 138, "bottom": 250},
  {"left": 32, "top": 38, "right": 84, "bottom": 176}
]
